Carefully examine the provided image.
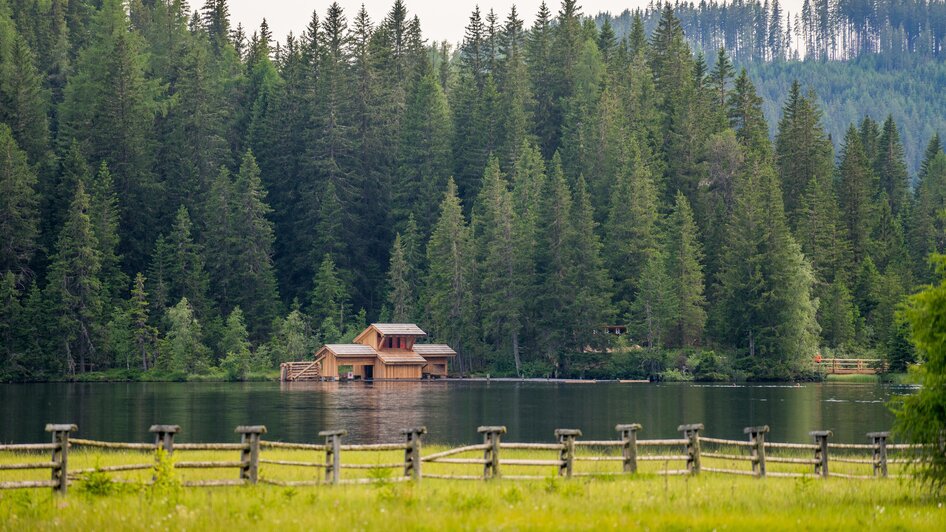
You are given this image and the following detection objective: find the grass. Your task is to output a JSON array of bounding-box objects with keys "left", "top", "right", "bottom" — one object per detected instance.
[
  {"left": 2, "top": 446, "right": 945, "bottom": 530},
  {"left": 825, "top": 373, "right": 913, "bottom": 384}
]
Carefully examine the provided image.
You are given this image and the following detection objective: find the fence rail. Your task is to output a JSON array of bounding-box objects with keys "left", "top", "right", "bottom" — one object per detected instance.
[{"left": 0, "top": 421, "right": 928, "bottom": 494}]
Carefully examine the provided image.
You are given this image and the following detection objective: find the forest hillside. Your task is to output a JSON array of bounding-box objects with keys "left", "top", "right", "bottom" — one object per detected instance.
[{"left": 0, "top": 0, "right": 942, "bottom": 382}]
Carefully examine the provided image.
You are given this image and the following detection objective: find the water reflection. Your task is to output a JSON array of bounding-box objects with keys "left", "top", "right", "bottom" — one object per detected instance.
[{"left": 0, "top": 381, "right": 911, "bottom": 445}]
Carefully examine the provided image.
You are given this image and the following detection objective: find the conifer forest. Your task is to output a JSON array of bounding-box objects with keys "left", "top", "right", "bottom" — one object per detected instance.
[{"left": 1, "top": 0, "right": 944, "bottom": 382}]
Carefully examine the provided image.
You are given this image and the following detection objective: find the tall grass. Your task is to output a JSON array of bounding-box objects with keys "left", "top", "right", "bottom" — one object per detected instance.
[{"left": 1, "top": 447, "right": 944, "bottom": 530}]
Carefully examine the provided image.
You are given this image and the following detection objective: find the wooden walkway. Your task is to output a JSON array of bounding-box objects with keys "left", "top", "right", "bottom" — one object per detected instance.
[{"left": 818, "top": 358, "right": 886, "bottom": 375}]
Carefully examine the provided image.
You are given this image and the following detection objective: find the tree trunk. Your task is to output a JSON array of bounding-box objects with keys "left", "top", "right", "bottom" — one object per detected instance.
[{"left": 511, "top": 330, "right": 522, "bottom": 378}]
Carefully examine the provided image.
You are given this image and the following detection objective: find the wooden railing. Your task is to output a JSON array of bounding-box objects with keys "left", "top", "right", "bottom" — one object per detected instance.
[
  {"left": 0, "top": 422, "right": 925, "bottom": 494},
  {"left": 817, "top": 358, "right": 886, "bottom": 374},
  {"left": 280, "top": 357, "right": 323, "bottom": 382}
]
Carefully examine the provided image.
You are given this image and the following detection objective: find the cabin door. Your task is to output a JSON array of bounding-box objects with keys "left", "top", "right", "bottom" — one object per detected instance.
[{"left": 363, "top": 365, "right": 374, "bottom": 380}]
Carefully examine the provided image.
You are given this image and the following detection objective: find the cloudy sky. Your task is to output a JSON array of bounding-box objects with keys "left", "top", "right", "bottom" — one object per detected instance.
[{"left": 228, "top": 1, "right": 806, "bottom": 45}]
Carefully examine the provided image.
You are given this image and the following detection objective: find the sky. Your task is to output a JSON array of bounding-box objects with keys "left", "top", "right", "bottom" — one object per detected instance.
[{"left": 228, "top": 1, "right": 807, "bottom": 45}]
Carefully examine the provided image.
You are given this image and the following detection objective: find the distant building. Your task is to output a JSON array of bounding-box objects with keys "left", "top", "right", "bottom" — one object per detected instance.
[{"left": 281, "top": 324, "right": 456, "bottom": 381}]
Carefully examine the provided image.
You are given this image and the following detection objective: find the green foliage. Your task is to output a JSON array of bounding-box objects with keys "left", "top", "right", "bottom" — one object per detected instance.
[
  {"left": 160, "top": 297, "right": 210, "bottom": 374},
  {"left": 894, "top": 254, "right": 946, "bottom": 493},
  {"left": 0, "top": 123, "right": 39, "bottom": 280}
]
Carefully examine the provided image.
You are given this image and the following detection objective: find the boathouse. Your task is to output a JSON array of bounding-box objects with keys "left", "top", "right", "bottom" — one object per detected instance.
[{"left": 281, "top": 324, "right": 456, "bottom": 381}]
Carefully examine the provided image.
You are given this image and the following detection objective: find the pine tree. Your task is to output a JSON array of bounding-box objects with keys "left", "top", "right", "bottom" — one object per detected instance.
[
  {"left": 665, "top": 192, "right": 707, "bottom": 347},
  {"left": 309, "top": 254, "right": 348, "bottom": 335},
  {"left": 40, "top": 140, "right": 88, "bottom": 258},
  {"left": 874, "top": 115, "right": 910, "bottom": 216},
  {"left": 425, "top": 178, "right": 474, "bottom": 373},
  {"left": 386, "top": 233, "right": 414, "bottom": 323},
  {"left": 820, "top": 276, "right": 857, "bottom": 349},
  {"left": 631, "top": 249, "right": 675, "bottom": 348},
  {"left": 86, "top": 162, "right": 126, "bottom": 303},
  {"left": 775, "top": 82, "right": 834, "bottom": 227},
  {"left": 0, "top": 29, "right": 50, "bottom": 163},
  {"left": 837, "top": 125, "right": 875, "bottom": 263},
  {"left": 709, "top": 47, "right": 734, "bottom": 108},
  {"left": 0, "top": 272, "right": 23, "bottom": 377},
  {"left": 714, "top": 164, "right": 819, "bottom": 377},
  {"left": 796, "top": 165, "right": 851, "bottom": 284},
  {"left": 129, "top": 272, "right": 158, "bottom": 370},
  {"left": 0, "top": 124, "right": 39, "bottom": 282},
  {"left": 604, "top": 145, "right": 658, "bottom": 317},
  {"left": 568, "top": 175, "right": 613, "bottom": 357},
  {"left": 160, "top": 206, "right": 212, "bottom": 318},
  {"left": 534, "top": 154, "right": 576, "bottom": 371},
  {"left": 45, "top": 180, "right": 103, "bottom": 374},
  {"left": 160, "top": 297, "right": 211, "bottom": 373},
  {"left": 728, "top": 69, "right": 770, "bottom": 158},
  {"left": 228, "top": 151, "right": 281, "bottom": 334},
  {"left": 58, "top": 0, "right": 162, "bottom": 269},
  {"left": 396, "top": 72, "right": 452, "bottom": 232},
  {"left": 475, "top": 157, "right": 525, "bottom": 375}
]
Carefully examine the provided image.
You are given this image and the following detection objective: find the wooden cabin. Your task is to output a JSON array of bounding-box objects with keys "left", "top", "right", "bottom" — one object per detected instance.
[{"left": 291, "top": 324, "right": 456, "bottom": 381}]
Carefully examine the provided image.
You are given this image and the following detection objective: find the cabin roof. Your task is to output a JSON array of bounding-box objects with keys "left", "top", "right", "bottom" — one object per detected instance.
[
  {"left": 376, "top": 352, "right": 428, "bottom": 365},
  {"left": 369, "top": 323, "right": 427, "bottom": 336},
  {"left": 412, "top": 344, "right": 457, "bottom": 356},
  {"left": 322, "top": 344, "right": 378, "bottom": 356}
]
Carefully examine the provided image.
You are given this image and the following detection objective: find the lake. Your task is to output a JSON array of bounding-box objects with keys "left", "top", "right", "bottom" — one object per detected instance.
[{"left": 0, "top": 381, "right": 913, "bottom": 446}]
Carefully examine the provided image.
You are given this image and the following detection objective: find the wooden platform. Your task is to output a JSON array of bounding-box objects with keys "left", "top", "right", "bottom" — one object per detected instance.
[
  {"left": 280, "top": 359, "right": 323, "bottom": 381},
  {"left": 817, "top": 358, "right": 886, "bottom": 375}
]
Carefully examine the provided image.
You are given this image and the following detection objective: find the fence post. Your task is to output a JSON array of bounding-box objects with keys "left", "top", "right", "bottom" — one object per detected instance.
[
  {"left": 235, "top": 425, "right": 267, "bottom": 484},
  {"left": 320, "top": 429, "right": 346, "bottom": 484},
  {"left": 616, "top": 424, "right": 642, "bottom": 474},
  {"left": 554, "top": 429, "right": 581, "bottom": 478},
  {"left": 744, "top": 425, "right": 769, "bottom": 478},
  {"left": 810, "top": 430, "right": 832, "bottom": 478},
  {"left": 45, "top": 424, "right": 76, "bottom": 495},
  {"left": 477, "top": 426, "right": 506, "bottom": 480},
  {"left": 401, "top": 426, "right": 427, "bottom": 481},
  {"left": 149, "top": 424, "right": 181, "bottom": 455},
  {"left": 678, "top": 423, "right": 704, "bottom": 475},
  {"left": 867, "top": 431, "right": 889, "bottom": 478}
]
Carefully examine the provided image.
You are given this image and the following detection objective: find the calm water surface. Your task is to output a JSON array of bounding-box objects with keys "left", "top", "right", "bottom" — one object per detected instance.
[{"left": 0, "top": 381, "right": 912, "bottom": 445}]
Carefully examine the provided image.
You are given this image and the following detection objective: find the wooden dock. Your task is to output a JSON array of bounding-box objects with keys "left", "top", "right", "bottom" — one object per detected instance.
[{"left": 818, "top": 358, "right": 886, "bottom": 375}]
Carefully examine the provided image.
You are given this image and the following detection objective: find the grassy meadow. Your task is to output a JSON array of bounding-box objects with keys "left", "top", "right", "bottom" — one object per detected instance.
[{"left": 2, "top": 444, "right": 945, "bottom": 530}]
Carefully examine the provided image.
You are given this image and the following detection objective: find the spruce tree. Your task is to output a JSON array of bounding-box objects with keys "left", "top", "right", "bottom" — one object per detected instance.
[
  {"left": 714, "top": 164, "right": 819, "bottom": 377},
  {"left": 568, "top": 175, "right": 613, "bottom": 356},
  {"left": 631, "top": 249, "right": 675, "bottom": 348},
  {"left": 86, "top": 162, "right": 126, "bottom": 303},
  {"left": 425, "top": 178, "right": 474, "bottom": 374},
  {"left": 129, "top": 272, "right": 158, "bottom": 370},
  {"left": 160, "top": 297, "right": 211, "bottom": 373},
  {"left": 0, "top": 30, "right": 50, "bottom": 163},
  {"left": 310, "top": 254, "right": 348, "bottom": 336},
  {"left": 386, "top": 234, "right": 414, "bottom": 323},
  {"left": 604, "top": 145, "right": 658, "bottom": 316},
  {"left": 874, "top": 116, "right": 910, "bottom": 216},
  {"left": 0, "top": 124, "right": 39, "bottom": 282},
  {"left": 837, "top": 125, "right": 875, "bottom": 263},
  {"left": 475, "top": 157, "right": 525, "bottom": 375},
  {"left": 775, "top": 82, "right": 834, "bottom": 227},
  {"left": 665, "top": 192, "right": 707, "bottom": 347},
  {"left": 45, "top": 180, "right": 104, "bottom": 374},
  {"left": 396, "top": 72, "right": 452, "bottom": 232},
  {"left": 58, "top": 0, "right": 162, "bottom": 269},
  {"left": 534, "top": 154, "right": 575, "bottom": 371},
  {"left": 228, "top": 150, "right": 281, "bottom": 335}
]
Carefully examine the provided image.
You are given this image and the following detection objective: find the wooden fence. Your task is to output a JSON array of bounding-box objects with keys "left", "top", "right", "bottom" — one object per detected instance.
[{"left": 0, "top": 422, "right": 922, "bottom": 494}]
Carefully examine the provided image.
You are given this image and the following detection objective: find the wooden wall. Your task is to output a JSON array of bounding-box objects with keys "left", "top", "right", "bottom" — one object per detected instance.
[{"left": 377, "top": 364, "right": 422, "bottom": 379}]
